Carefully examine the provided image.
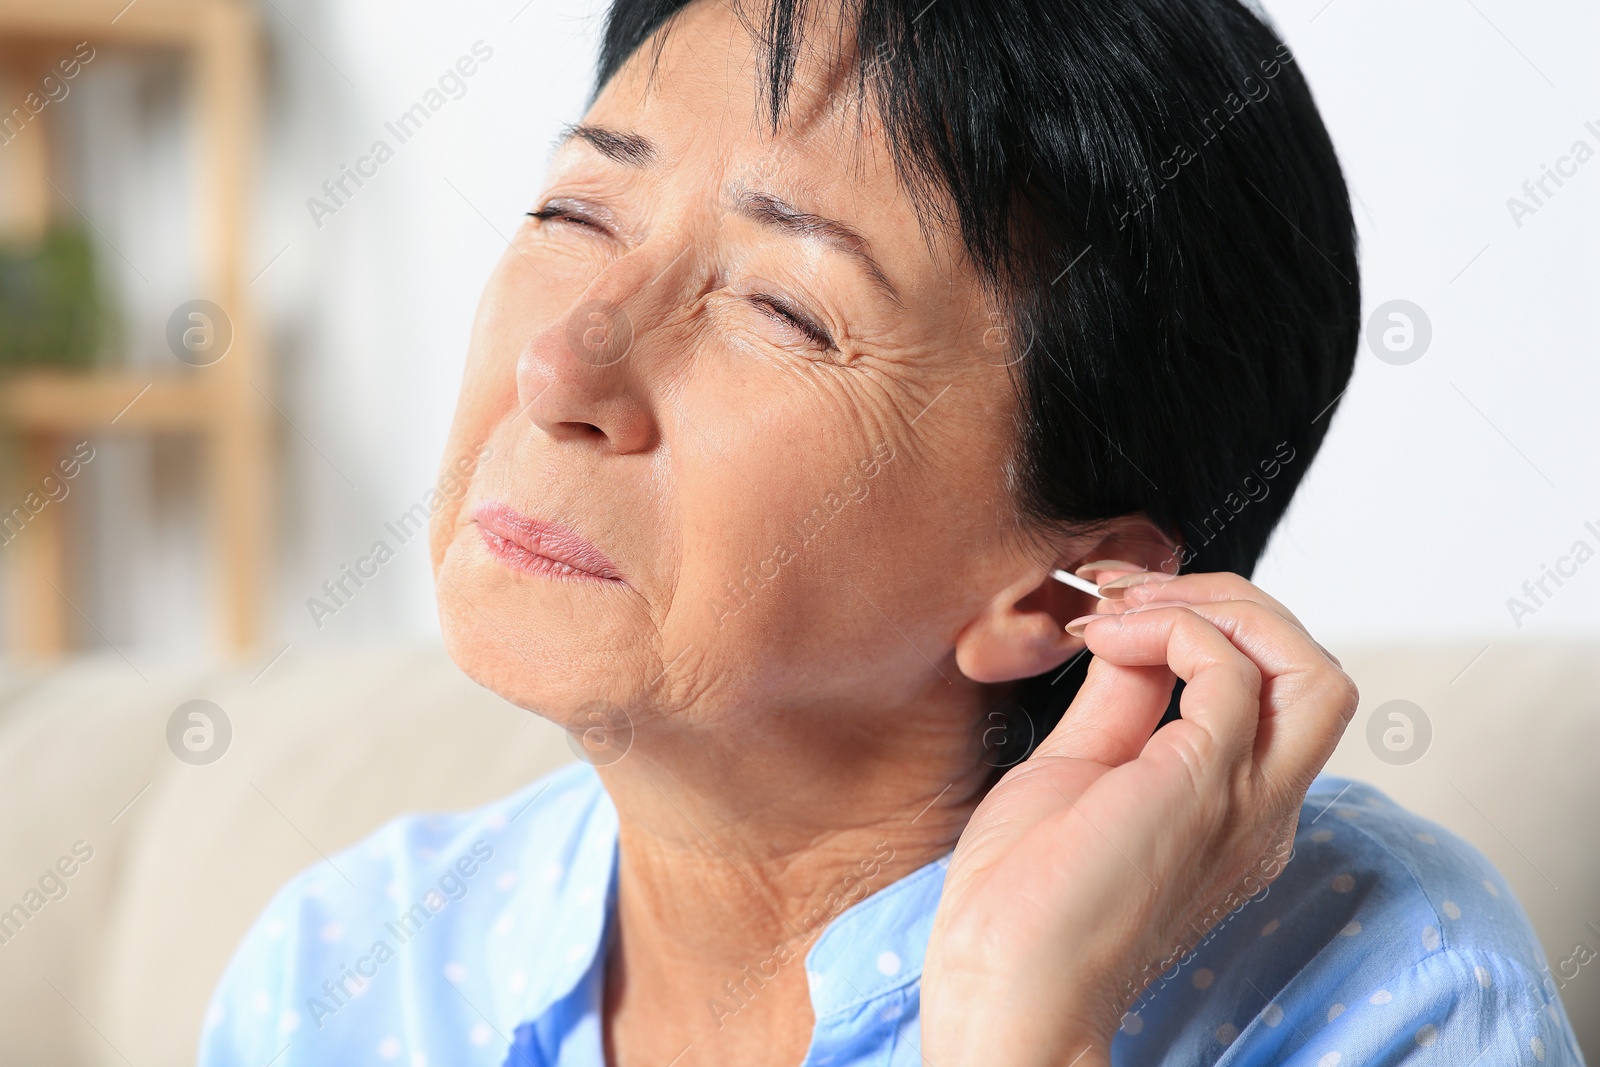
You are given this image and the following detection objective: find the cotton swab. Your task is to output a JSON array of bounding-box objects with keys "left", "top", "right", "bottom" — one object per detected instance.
[{"left": 1050, "top": 568, "right": 1102, "bottom": 598}]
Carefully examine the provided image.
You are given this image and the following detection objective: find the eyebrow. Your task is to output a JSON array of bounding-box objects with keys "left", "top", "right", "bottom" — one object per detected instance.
[
  {"left": 557, "top": 123, "right": 900, "bottom": 305},
  {"left": 732, "top": 189, "right": 902, "bottom": 306},
  {"left": 559, "top": 122, "right": 656, "bottom": 166}
]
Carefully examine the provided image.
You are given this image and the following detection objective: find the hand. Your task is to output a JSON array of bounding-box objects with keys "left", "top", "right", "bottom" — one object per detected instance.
[{"left": 921, "top": 568, "right": 1359, "bottom": 1067}]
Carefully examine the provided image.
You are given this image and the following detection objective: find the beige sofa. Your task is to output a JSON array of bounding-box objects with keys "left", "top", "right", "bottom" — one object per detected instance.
[{"left": 1, "top": 641, "right": 1595, "bottom": 1065}]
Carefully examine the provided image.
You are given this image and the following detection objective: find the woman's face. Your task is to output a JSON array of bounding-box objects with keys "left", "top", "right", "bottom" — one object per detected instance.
[{"left": 431, "top": 0, "right": 1052, "bottom": 738}]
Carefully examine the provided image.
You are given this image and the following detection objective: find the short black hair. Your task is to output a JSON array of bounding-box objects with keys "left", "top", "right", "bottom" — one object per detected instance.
[{"left": 595, "top": 0, "right": 1359, "bottom": 756}]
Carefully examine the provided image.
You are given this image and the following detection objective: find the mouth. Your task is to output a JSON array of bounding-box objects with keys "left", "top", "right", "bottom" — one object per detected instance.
[{"left": 473, "top": 502, "right": 624, "bottom": 583}]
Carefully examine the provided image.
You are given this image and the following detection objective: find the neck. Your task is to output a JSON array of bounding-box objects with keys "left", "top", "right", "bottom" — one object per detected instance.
[{"left": 594, "top": 680, "right": 992, "bottom": 1065}]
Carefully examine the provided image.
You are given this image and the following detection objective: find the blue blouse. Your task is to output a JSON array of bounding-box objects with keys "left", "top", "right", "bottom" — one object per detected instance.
[{"left": 199, "top": 764, "right": 1586, "bottom": 1066}]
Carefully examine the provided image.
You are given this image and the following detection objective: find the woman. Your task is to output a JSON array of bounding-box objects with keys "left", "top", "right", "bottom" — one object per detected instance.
[{"left": 203, "top": 0, "right": 1585, "bottom": 1064}]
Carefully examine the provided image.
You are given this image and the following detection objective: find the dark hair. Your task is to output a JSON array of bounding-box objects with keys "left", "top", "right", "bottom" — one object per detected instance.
[{"left": 595, "top": 0, "right": 1359, "bottom": 757}]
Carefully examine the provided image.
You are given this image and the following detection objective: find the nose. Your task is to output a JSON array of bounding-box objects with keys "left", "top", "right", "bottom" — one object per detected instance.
[{"left": 516, "top": 285, "right": 658, "bottom": 455}]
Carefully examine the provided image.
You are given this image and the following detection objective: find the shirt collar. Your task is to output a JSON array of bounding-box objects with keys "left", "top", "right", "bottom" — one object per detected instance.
[
  {"left": 518, "top": 781, "right": 620, "bottom": 1023},
  {"left": 511, "top": 783, "right": 952, "bottom": 1037},
  {"left": 804, "top": 850, "right": 950, "bottom": 1019}
]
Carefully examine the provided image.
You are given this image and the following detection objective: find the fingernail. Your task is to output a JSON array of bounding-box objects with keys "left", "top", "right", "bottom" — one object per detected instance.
[
  {"left": 1073, "top": 559, "right": 1146, "bottom": 579},
  {"left": 1097, "top": 571, "right": 1180, "bottom": 599},
  {"left": 1064, "top": 613, "right": 1110, "bottom": 637}
]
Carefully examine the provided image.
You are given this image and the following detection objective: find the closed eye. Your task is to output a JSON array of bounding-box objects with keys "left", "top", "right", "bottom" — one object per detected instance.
[
  {"left": 527, "top": 202, "right": 836, "bottom": 351},
  {"left": 527, "top": 199, "right": 609, "bottom": 233},
  {"left": 749, "top": 293, "right": 835, "bottom": 350}
]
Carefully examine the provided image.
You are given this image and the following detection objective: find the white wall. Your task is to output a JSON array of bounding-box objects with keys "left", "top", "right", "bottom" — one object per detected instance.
[
  {"left": 53, "top": 0, "right": 1600, "bottom": 658},
  {"left": 1253, "top": 0, "right": 1600, "bottom": 643},
  {"left": 247, "top": 0, "right": 613, "bottom": 655}
]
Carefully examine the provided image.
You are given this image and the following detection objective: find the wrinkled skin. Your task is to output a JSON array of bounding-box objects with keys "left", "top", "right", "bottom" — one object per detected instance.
[{"left": 427, "top": 2, "right": 1357, "bottom": 1065}]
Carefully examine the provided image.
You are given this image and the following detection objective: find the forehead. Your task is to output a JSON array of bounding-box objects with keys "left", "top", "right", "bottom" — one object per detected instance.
[
  {"left": 576, "top": 0, "right": 979, "bottom": 313},
  {"left": 586, "top": 3, "right": 910, "bottom": 223},
  {"left": 606, "top": 0, "right": 867, "bottom": 138}
]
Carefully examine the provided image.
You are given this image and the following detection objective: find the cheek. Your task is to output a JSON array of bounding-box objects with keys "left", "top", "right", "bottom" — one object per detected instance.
[{"left": 655, "top": 360, "right": 964, "bottom": 698}]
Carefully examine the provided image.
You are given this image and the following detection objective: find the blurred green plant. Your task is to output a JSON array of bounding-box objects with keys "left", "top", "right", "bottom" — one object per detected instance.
[{"left": 0, "top": 225, "right": 110, "bottom": 370}]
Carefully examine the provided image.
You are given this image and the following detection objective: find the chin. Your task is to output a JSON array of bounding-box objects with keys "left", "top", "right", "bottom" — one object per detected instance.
[{"left": 434, "top": 530, "right": 657, "bottom": 729}]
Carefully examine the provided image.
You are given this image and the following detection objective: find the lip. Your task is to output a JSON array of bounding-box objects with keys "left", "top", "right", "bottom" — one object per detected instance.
[{"left": 473, "top": 502, "right": 623, "bottom": 583}]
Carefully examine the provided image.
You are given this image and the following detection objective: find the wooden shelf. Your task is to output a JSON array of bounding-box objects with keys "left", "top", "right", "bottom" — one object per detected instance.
[
  {"left": 0, "top": 0, "right": 227, "bottom": 46},
  {"left": 0, "top": 368, "right": 219, "bottom": 433},
  {"left": 0, "top": 0, "right": 267, "bottom": 658}
]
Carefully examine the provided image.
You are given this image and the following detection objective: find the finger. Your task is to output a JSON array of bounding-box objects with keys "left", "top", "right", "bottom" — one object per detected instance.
[
  {"left": 1098, "top": 571, "right": 1306, "bottom": 632},
  {"left": 1070, "top": 605, "right": 1263, "bottom": 764},
  {"left": 1132, "top": 597, "right": 1329, "bottom": 684},
  {"left": 1126, "top": 598, "right": 1356, "bottom": 792},
  {"left": 1072, "top": 559, "right": 1162, "bottom": 587},
  {"left": 1031, "top": 656, "right": 1176, "bottom": 766}
]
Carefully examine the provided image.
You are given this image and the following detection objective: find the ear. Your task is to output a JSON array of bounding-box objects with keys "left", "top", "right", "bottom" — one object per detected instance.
[{"left": 953, "top": 516, "right": 1179, "bottom": 684}]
